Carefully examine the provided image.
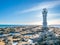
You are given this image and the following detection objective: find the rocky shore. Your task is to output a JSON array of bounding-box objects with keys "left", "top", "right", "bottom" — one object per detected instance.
[{"left": 0, "top": 25, "right": 60, "bottom": 45}]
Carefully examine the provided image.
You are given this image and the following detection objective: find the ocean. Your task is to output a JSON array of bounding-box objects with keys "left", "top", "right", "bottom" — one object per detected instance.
[
  {"left": 0, "top": 25, "right": 24, "bottom": 28},
  {"left": 0, "top": 25, "right": 60, "bottom": 28}
]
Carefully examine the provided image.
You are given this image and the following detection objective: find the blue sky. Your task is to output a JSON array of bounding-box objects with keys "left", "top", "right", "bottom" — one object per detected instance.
[{"left": 0, "top": 0, "right": 60, "bottom": 25}]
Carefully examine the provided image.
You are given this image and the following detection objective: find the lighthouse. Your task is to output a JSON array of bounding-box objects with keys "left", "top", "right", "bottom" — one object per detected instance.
[{"left": 42, "top": 8, "right": 48, "bottom": 30}]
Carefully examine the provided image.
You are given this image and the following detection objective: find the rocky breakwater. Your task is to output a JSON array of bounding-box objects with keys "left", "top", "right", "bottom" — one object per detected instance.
[{"left": 38, "top": 29, "right": 60, "bottom": 45}]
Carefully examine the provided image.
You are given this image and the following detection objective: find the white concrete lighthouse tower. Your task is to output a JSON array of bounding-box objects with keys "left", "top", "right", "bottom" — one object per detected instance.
[{"left": 42, "top": 8, "right": 48, "bottom": 30}]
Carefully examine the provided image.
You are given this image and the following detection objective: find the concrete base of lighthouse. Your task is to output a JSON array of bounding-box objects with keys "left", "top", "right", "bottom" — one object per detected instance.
[{"left": 42, "top": 27, "right": 49, "bottom": 31}]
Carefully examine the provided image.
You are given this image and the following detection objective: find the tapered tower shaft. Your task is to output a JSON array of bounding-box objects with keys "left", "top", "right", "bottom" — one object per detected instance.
[{"left": 42, "top": 8, "right": 48, "bottom": 30}]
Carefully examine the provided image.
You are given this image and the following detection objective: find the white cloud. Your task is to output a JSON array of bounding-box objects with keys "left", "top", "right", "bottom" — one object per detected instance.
[
  {"left": 48, "top": 13, "right": 60, "bottom": 19},
  {"left": 24, "top": 19, "right": 60, "bottom": 25},
  {"left": 1, "top": 0, "right": 60, "bottom": 25},
  {"left": 20, "top": 0, "right": 60, "bottom": 14},
  {"left": 35, "top": 13, "right": 60, "bottom": 19},
  {"left": 48, "top": 19, "right": 60, "bottom": 25},
  {"left": 0, "top": 19, "right": 60, "bottom": 25},
  {"left": 21, "top": 19, "right": 60, "bottom": 25}
]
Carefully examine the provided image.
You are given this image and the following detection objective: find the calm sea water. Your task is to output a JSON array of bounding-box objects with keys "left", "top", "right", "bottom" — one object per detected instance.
[
  {"left": 0, "top": 25, "right": 25, "bottom": 28},
  {"left": 0, "top": 25, "right": 60, "bottom": 28}
]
